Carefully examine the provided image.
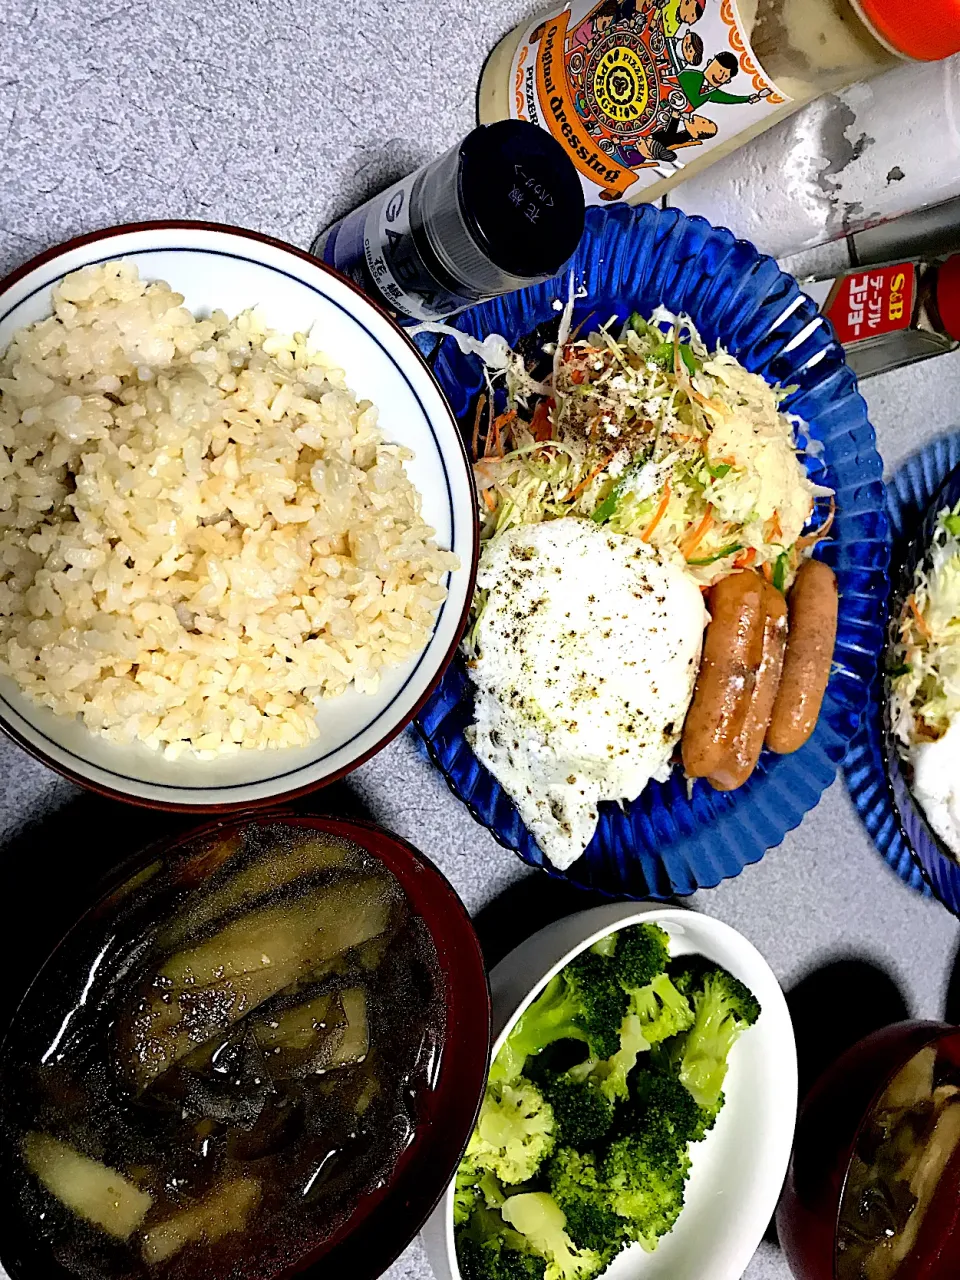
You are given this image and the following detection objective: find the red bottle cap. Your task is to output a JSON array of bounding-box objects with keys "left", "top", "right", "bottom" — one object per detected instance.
[
  {"left": 936, "top": 254, "right": 960, "bottom": 342},
  {"left": 858, "top": 0, "right": 960, "bottom": 60}
]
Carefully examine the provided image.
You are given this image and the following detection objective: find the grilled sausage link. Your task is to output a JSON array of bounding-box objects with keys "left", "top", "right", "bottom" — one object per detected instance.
[
  {"left": 708, "top": 580, "right": 788, "bottom": 791},
  {"left": 766, "top": 558, "right": 839, "bottom": 755},
  {"left": 682, "top": 570, "right": 766, "bottom": 779}
]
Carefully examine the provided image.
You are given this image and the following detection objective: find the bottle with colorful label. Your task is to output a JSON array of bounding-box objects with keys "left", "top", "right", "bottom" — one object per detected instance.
[{"left": 477, "top": 0, "right": 960, "bottom": 207}]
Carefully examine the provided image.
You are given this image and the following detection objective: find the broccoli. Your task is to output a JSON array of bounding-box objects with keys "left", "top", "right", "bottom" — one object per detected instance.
[
  {"left": 668, "top": 962, "right": 761, "bottom": 1109},
  {"left": 589, "top": 960, "right": 692, "bottom": 1104},
  {"left": 595, "top": 1065, "right": 714, "bottom": 1249},
  {"left": 455, "top": 1160, "right": 482, "bottom": 1226},
  {"left": 466, "top": 1079, "right": 557, "bottom": 1185},
  {"left": 602, "top": 1132, "right": 690, "bottom": 1250},
  {"left": 628, "top": 973, "right": 694, "bottom": 1047},
  {"left": 541, "top": 1074, "right": 615, "bottom": 1149},
  {"left": 458, "top": 1238, "right": 547, "bottom": 1280},
  {"left": 457, "top": 1206, "right": 547, "bottom": 1280},
  {"left": 501, "top": 1192, "right": 606, "bottom": 1280},
  {"left": 491, "top": 953, "right": 629, "bottom": 1084},
  {"left": 547, "top": 1148, "right": 626, "bottom": 1258},
  {"left": 590, "top": 1009, "right": 649, "bottom": 1104},
  {"left": 628, "top": 1066, "right": 709, "bottom": 1149},
  {"left": 608, "top": 924, "right": 671, "bottom": 991}
]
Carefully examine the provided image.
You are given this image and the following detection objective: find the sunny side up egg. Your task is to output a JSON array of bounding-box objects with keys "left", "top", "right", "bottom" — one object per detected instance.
[{"left": 467, "top": 518, "right": 708, "bottom": 869}]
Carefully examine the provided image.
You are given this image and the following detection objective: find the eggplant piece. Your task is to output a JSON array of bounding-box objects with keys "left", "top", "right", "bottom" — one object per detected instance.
[
  {"left": 356, "top": 931, "right": 393, "bottom": 971},
  {"left": 127, "top": 876, "right": 394, "bottom": 1088},
  {"left": 326, "top": 990, "right": 369, "bottom": 1070},
  {"left": 140, "top": 1175, "right": 261, "bottom": 1264},
  {"left": 253, "top": 992, "right": 343, "bottom": 1074},
  {"left": 22, "top": 1133, "right": 152, "bottom": 1240},
  {"left": 160, "top": 836, "right": 358, "bottom": 948}
]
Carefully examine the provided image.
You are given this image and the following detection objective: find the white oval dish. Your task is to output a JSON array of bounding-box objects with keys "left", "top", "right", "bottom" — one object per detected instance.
[
  {"left": 421, "top": 903, "right": 798, "bottom": 1280},
  {"left": 0, "top": 222, "right": 477, "bottom": 809}
]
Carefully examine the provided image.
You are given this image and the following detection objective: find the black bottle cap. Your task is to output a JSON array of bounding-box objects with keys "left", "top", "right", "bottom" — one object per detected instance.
[{"left": 457, "top": 121, "right": 586, "bottom": 281}]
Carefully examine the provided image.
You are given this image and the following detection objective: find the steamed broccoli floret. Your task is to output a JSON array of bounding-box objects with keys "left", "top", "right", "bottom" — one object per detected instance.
[
  {"left": 591, "top": 1010, "right": 650, "bottom": 1104},
  {"left": 466, "top": 1080, "right": 557, "bottom": 1185},
  {"left": 628, "top": 973, "right": 694, "bottom": 1047},
  {"left": 548, "top": 1148, "right": 626, "bottom": 1258},
  {"left": 491, "top": 954, "right": 629, "bottom": 1084},
  {"left": 502, "top": 1192, "right": 606, "bottom": 1280},
  {"left": 602, "top": 1133, "right": 689, "bottom": 1249},
  {"left": 628, "top": 1067, "right": 708, "bottom": 1149},
  {"left": 590, "top": 966, "right": 691, "bottom": 1104},
  {"left": 541, "top": 1074, "right": 615, "bottom": 1148},
  {"left": 456, "top": 1162, "right": 509, "bottom": 1226},
  {"left": 456, "top": 1160, "right": 482, "bottom": 1226},
  {"left": 668, "top": 962, "right": 761, "bottom": 1109},
  {"left": 609, "top": 924, "right": 671, "bottom": 991},
  {"left": 457, "top": 1206, "right": 548, "bottom": 1280},
  {"left": 458, "top": 1238, "right": 547, "bottom": 1280}
]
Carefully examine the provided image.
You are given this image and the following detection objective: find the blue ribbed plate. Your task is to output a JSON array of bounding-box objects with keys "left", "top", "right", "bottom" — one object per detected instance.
[
  {"left": 842, "top": 433, "right": 960, "bottom": 898},
  {"left": 415, "top": 204, "right": 890, "bottom": 899}
]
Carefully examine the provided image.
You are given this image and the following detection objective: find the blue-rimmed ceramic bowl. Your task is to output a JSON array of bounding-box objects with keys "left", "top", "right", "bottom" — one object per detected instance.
[
  {"left": 415, "top": 204, "right": 889, "bottom": 899},
  {"left": 0, "top": 222, "right": 478, "bottom": 811},
  {"left": 883, "top": 461, "right": 960, "bottom": 915}
]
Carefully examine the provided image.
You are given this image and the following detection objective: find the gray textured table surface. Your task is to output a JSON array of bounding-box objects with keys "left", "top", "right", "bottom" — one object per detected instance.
[{"left": 3, "top": 2, "right": 960, "bottom": 1279}]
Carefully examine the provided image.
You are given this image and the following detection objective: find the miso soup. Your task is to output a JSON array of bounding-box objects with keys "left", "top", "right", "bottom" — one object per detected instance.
[
  {"left": 0, "top": 823, "right": 445, "bottom": 1278},
  {"left": 837, "top": 1040, "right": 960, "bottom": 1280}
]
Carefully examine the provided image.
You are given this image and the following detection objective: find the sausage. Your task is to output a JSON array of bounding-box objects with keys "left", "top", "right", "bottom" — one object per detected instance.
[
  {"left": 682, "top": 570, "right": 766, "bottom": 779},
  {"left": 766, "top": 558, "right": 839, "bottom": 755},
  {"left": 708, "top": 580, "right": 788, "bottom": 791}
]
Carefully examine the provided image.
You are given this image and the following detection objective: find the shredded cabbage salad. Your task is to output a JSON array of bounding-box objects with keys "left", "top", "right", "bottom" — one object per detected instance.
[
  {"left": 891, "top": 501, "right": 960, "bottom": 746},
  {"left": 468, "top": 307, "right": 833, "bottom": 594}
]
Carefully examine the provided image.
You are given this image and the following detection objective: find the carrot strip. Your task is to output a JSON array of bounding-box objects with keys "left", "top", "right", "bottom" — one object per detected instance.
[
  {"left": 481, "top": 488, "right": 496, "bottom": 512},
  {"left": 680, "top": 508, "right": 715, "bottom": 560},
  {"left": 566, "top": 448, "right": 619, "bottom": 501},
  {"left": 485, "top": 410, "right": 516, "bottom": 459},
  {"left": 767, "top": 511, "right": 783, "bottom": 542},
  {"left": 641, "top": 481, "right": 672, "bottom": 543},
  {"left": 530, "top": 398, "right": 554, "bottom": 442},
  {"left": 689, "top": 386, "right": 730, "bottom": 418},
  {"left": 471, "top": 393, "right": 487, "bottom": 460},
  {"left": 907, "top": 595, "right": 932, "bottom": 640},
  {"left": 761, "top": 561, "right": 774, "bottom": 583},
  {"left": 734, "top": 546, "right": 757, "bottom": 569}
]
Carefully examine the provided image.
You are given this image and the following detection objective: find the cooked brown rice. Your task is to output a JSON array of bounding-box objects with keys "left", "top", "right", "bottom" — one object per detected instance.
[{"left": 0, "top": 262, "right": 457, "bottom": 759}]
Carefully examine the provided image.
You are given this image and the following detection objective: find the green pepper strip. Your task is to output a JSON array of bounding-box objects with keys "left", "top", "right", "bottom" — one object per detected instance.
[{"left": 687, "top": 543, "right": 743, "bottom": 567}]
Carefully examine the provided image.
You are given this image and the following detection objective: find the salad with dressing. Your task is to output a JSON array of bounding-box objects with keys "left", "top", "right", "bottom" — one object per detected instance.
[
  {"left": 469, "top": 308, "right": 832, "bottom": 595},
  {"left": 890, "top": 500, "right": 960, "bottom": 857}
]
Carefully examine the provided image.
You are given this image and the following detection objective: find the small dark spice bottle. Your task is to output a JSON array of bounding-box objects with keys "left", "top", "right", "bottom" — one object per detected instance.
[{"left": 313, "top": 120, "right": 585, "bottom": 323}]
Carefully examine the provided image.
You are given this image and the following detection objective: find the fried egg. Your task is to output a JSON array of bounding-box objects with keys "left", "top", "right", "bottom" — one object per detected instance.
[{"left": 467, "top": 518, "right": 707, "bottom": 869}]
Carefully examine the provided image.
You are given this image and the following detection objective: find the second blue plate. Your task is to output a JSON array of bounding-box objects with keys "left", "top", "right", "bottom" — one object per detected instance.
[
  {"left": 416, "top": 204, "right": 890, "bottom": 899},
  {"left": 842, "top": 431, "right": 960, "bottom": 898}
]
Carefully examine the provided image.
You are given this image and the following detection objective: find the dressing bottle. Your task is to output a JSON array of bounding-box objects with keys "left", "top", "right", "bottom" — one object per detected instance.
[{"left": 477, "top": 0, "right": 960, "bottom": 207}]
